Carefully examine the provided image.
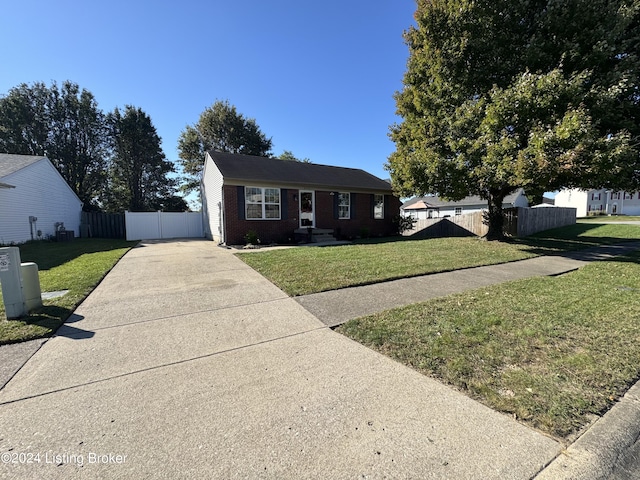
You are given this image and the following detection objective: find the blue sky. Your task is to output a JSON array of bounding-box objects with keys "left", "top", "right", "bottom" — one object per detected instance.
[{"left": 1, "top": 1, "right": 416, "bottom": 188}]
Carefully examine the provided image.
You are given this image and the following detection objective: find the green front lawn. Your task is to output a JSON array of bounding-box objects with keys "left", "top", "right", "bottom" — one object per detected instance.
[
  {"left": 338, "top": 251, "right": 640, "bottom": 440},
  {"left": 0, "top": 239, "right": 136, "bottom": 345},
  {"left": 579, "top": 216, "right": 640, "bottom": 222},
  {"left": 238, "top": 223, "right": 640, "bottom": 296}
]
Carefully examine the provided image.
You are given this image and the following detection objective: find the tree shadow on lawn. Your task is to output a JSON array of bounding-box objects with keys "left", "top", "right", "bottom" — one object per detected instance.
[
  {"left": 17, "top": 238, "right": 136, "bottom": 271},
  {"left": 354, "top": 223, "right": 640, "bottom": 262},
  {"left": 353, "top": 233, "right": 471, "bottom": 245},
  {"left": 512, "top": 222, "right": 640, "bottom": 257}
]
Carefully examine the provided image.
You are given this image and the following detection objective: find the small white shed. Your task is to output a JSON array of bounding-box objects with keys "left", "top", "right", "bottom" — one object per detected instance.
[{"left": 0, "top": 154, "right": 83, "bottom": 244}]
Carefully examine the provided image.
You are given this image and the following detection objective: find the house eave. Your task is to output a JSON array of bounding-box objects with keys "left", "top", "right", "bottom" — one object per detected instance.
[{"left": 222, "top": 177, "right": 394, "bottom": 195}]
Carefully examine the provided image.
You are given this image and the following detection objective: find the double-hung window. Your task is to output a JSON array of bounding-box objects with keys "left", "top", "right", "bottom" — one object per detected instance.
[
  {"left": 374, "top": 194, "right": 384, "bottom": 219},
  {"left": 338, "top": 192, "right": 350, "bottom": 219},
  {"left": 245, "top": 187, "right": 280, "bottom": 220}
]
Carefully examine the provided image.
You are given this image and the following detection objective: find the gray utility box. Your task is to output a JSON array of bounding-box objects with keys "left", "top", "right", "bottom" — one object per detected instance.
[
  {"left": 21, "top": 262, "right": 42, "bottom": 311},
  {"left": 0, "top": 247, "right": 42, "bottom": 319}
]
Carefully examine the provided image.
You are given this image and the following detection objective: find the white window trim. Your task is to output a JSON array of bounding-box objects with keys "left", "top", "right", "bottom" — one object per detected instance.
[
  {"left": 338, "top": 192, "right": 350, "bottom": 219},
  {"left": 245, "top": 186, "right": 281, "bottom": 220},
  {"left": 454, "top": 207, "right": 462, "bottom": 216},
  {"left": 374, "top": 194, "right": 384, "bottom": 219}
]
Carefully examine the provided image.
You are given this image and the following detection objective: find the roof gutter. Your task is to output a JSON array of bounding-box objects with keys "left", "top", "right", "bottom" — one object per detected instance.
[{"left": 222, "top": 178, "right": 393, "bottom": 194}]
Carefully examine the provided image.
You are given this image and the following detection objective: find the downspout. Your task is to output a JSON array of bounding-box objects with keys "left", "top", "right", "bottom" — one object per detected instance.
[
  {"left": 220, "top": 187, "right": 226, "bottom": 245},
  {"left": 29, "top": 216, "right": 38, "bottom": 241}
]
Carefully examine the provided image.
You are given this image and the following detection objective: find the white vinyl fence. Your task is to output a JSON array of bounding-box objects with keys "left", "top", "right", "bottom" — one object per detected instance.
[{"left": 125, "top": 211, "right": 204, "bottom": 241}]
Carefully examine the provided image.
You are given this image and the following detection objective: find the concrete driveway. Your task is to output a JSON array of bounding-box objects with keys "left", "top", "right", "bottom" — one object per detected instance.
[{"left": 0, "top": 240, "right": 560, "bottom": 479}]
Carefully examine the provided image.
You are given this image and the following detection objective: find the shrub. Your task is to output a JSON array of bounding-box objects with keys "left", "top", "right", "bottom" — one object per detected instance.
[
  {"left": 392, "top": 214, "right": 417, "bottom": 234},
  {"left": 244, "top": 230, "right": 260, "bottom": 245}
]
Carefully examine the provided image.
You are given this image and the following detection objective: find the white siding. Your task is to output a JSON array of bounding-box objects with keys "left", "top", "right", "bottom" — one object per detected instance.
[
  {"left": 554, "top": 189, "right": 588, "bottom": 217},
  {"left": 617, "top": 192, "right": 640, "bottom": 215},
  {"left": 201, "top": 153, "right": 225, "bottom": 243},
  {"left": 514, "top": 193, "right": 529, "bottom": 208},
  {"left": 555, "top": 189, "right": 640, "bottom": 217},
  {"left": 441, "top": 206, "right": 482, "bottom": 217},
  {"left": 623, "top": 202, "right": 640, "bottom": 216},
  {"left": 0, "top": 159, "right": 82, "bottom": 244},
  {"left": 404, "top": 191, "right": 529, "bottom": 219}
]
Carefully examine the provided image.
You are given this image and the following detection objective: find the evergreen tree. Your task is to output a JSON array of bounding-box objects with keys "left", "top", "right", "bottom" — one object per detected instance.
[{"left": 106, "top": 106, "right": 181, "bottom": 212}]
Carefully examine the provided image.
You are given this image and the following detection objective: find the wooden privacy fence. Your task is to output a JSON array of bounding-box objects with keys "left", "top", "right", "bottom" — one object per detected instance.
[
  {"left": 405, "top": 214, "right": 485, "bottom": 239},
  {"left": 506, "top": 207, "right": 577, "bottom": 237},
  {"left": 80, "top": 212, "right": 126, "bottom": 239},
  {"left": 404, "top": 207, "right": 577, "bottom": 239}
]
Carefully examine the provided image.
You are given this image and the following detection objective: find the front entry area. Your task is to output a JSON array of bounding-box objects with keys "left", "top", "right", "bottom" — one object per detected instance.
[
  {"left": 299, "top": 190, "right": 315, "bottom": 227},
  {"left": 295, "top": 189, "right": 337, "bottom": 243}
]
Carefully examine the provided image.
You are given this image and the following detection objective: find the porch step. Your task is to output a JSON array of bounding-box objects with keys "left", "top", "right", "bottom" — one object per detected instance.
[
  {"left": 313, "top": 234, "right": 337, "bottom": 243},
  {"left": 294, "top": 228, "right": 334, "bottom": 235},
  {"left": 294, "top": 228, "right": 337, "bottom": 243}
]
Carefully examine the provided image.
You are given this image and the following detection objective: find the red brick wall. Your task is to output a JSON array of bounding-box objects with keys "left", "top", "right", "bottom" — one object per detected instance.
[
  {"left": 223, "top": 185, "right": 299, "bottom": 245},
  {"left": 223, "top": 185, "right": 401, "bottom": 245},
  {"left": 315, "top": 191, "right": 402, "bottom": 240}
]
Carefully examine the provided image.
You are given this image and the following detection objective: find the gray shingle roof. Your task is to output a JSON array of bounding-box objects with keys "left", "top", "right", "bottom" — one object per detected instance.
[
  {"left": 402, "top": 188, "right": 525, "bottom": 209},
  {"left": 0, "top": 154, "right": 46, "bottom": 179},
  {"left": 208, "top": 151, "right": 393, "bottom": 192}
]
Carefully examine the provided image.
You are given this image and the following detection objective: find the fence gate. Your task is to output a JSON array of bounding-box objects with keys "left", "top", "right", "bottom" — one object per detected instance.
[{"left": 125, "top": 211, "right": 204, "bottom": 241}]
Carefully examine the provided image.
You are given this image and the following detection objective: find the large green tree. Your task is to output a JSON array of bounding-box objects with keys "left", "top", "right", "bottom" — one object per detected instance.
[
  {"left": 177, "top": 100, "right": 272, "bottom": 193},
  {"left": 278, "top": 150, "right": 311, "bottom": 163},
  {"left": 0, "top": 81, "right": 109, "bottom": 209},
  {"left": 0, "top": 82, "right": 49, "bottom": 155},
  {"left": 388, "top": 0, "right": 640, "bottom": 240},
  {"left": 105, "top": 106, "right": 183, "bottom": 212}
]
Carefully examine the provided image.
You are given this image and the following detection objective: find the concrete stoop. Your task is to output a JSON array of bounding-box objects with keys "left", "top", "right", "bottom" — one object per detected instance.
[{"left": 294, "top": 227, "right": 337, "bottom": 243}]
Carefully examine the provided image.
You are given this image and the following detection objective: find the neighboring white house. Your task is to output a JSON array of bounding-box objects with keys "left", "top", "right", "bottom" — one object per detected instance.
[
  {"left": 401, "top": 188, "right": 529, "bottom": 219},
  {"left": 554, "top": 188, "right": 640, "bottom": 217},
  {"left": 0, "top": 154, "right": 83, "bottom": 244}
]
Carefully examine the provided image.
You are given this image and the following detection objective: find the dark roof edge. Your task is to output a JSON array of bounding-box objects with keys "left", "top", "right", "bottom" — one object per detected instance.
[{"left": 222, "top": 177, "right": 393, "bottom": 192}]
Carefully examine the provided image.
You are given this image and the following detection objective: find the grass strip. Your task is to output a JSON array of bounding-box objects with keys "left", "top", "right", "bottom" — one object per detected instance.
[
  {"left": 579, "top": 216, "right": 640, "bottom": 222},
  {"left": 238, "top": 223, "right": 640, "bottom": 296},
  {"left": 0, "top": 239, "right": 136, "bottom": 345},
  {"left": 337, "top": 251, "right": 640, "bottom": 439}
]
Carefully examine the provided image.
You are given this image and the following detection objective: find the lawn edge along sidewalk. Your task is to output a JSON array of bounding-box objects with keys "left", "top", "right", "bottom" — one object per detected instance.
[{"left": 296, "top": 241, "right": 640, "bottom": 328}]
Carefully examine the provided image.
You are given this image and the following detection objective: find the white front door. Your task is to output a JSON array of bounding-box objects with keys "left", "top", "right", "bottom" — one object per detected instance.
[{"left": 299, "top": 190, "right": 315, "bottom": 227}]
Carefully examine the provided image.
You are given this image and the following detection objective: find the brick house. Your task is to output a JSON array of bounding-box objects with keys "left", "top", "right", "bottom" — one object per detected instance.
[{"left": 201, "top": 151, "right": 401, "bottom": 245}]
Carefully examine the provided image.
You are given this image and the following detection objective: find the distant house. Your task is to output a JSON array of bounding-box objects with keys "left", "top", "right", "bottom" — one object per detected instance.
[
  {"left": 201, "top": 151, "right": 401, "bottom": 245},
  {"left": 0, "top": 154, "right": 83, "bottom": 244},
  {"left": 555, "top": 188, "right": 640, "bottom": 217},
  {"left": 401, "top": 189, "right": 529, "bottom": 219}
]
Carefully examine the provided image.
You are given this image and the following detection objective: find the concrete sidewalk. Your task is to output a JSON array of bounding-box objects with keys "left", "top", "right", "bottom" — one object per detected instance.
[
  {"left": 296, "top": 241, "right": 640, "bottom": 327},
  {"left": 0, "top": 239, "right": 561, "bottom": 479}
]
